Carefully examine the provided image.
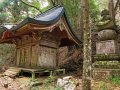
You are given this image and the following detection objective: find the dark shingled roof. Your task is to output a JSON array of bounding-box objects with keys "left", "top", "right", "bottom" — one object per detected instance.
[
  {"left": 12, "top": 6, "right": 65, "bottom": 31},
  {"left": 1, "top": 5, "right": 82, "bottom": 44}
]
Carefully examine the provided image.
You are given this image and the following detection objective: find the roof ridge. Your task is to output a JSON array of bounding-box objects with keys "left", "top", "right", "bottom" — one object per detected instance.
[{"left": 34, "top": 5, "right": 63, "bottom": 19}]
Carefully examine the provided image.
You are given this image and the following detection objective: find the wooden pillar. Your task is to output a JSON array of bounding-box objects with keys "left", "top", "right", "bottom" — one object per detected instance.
[
  {"left": 16, "top": 48, "right": 20, "bottom": 66},
  {"left": 32, "top": 71, "right": 35, "bottom": 80}
]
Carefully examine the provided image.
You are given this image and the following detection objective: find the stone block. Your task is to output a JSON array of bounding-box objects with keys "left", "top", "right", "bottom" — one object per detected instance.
[
  {"left": 96, "top": 40, "right": 118, "bottom": 54},
  {"left": 92, "top": 68, "right": 120, "bottom": 81}
]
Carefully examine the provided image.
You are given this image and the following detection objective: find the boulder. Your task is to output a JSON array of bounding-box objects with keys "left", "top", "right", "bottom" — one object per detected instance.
[{"left": 57, "top": 76, "right": 78, "bottom": 90}]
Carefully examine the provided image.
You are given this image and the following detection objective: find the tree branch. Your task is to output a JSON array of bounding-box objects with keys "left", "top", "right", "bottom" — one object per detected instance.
[
  {"left": 114, "top": 0, "right": 119, "bottom": 15},
  {"left": 109, "top": 0, "right": 115, "bottom": 23},
  {"left": 50, "top": 0, "right": 56, "bottom": 6},
  {"left": 20, "top": 0, "right": 42, "bottom": 13}
]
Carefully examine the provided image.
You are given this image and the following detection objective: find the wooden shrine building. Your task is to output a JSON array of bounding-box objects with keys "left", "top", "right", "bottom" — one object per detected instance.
[{"left": 0, "top": 6, "right": 81, "bottom": 70}]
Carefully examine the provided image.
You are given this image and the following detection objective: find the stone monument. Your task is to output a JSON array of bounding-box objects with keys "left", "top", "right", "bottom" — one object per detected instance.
[{"left": 96, "top": 29, "right": 118, "bottom": 54}]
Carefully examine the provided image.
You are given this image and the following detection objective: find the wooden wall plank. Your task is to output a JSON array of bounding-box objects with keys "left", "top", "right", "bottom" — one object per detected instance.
[
  {"left": 26, "top": 46, "right": 31, "bottom": 68},
  {"left": 38, "top": 46, "right": 57, "bottom": 68},
  {"left": 21, "top": 48, "right": 25, "bottom": 67},
  {"left": 16, "top": 48, "right": 20, "bottom": 66},
  {"left": 31, "top": 45, "right": 38, "bottom": 68},
  {"left": 24, "top": 47, "right": 28, "bottom": 67},
  {"left": 15, "top": 32, "right": 60, "bottom": 69}
]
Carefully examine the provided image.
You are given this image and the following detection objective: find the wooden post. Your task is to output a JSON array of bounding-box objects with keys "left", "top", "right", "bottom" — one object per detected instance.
[
  {"left": 32, "top": 71, "right": 35, "bottom": 80},
  {"left": 81, "top": 0, "right": 92, "bottom": 90}
]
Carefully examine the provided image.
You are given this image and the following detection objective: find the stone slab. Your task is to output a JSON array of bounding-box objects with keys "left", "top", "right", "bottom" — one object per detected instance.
[
  {"left": 92, "top": 68, "right": 120, "bottom": 81},
  {"left": 96, "top": 40, "right": 118, "bottom": 54}
]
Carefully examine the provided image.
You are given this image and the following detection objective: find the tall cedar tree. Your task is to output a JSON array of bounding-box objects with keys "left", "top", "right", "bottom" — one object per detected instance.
[{"left": 81, "top": 0, "right": 92, "bottom": 90}]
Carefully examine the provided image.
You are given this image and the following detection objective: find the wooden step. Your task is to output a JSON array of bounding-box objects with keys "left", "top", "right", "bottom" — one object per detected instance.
[{"left": 4, "top": 68, "right": 21, "bottom": 77}]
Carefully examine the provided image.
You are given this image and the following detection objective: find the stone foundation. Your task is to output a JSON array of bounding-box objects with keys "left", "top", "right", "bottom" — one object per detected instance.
[{"left": 92, "top": 68, "right": 120, "bottom": 81}]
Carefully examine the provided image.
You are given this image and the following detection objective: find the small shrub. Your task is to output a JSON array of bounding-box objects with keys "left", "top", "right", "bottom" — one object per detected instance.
[
  {"left": 44, "top": 75, "right": 56, "bottom": 89},
  {"left": 28, "top": 78, "right": 40, "bottom": 90},
  {"left": 93, "top": 81, "right": 108, "bottom": 90},
  {"left": 109, "top": 75, "right": 120, "bottom": 85},
  {"left": 99, "top": 81, "right": 107, "bottom": 90},
  {"left": 45, "top": 75, "right": 56, "bottom": 84},
  {"left": 54, "top": 86, "right": 64, "bottom": 90}
]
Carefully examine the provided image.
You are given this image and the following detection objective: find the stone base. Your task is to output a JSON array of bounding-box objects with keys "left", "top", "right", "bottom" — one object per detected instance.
[
  {"left": 92, "top": 68, "right": 120, "bottom": 81},
  {"left": 96, "top": 40, "right": 119, "bottom": 54}
]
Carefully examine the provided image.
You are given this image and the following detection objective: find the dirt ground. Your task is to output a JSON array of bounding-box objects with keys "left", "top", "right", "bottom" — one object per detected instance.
[{"left": 0, "top": 73, "right": 120, "bottom": 90}]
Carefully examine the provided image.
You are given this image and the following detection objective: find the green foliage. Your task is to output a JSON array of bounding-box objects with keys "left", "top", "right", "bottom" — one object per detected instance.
[
  {"left": 0, "top": 0, "right": 100, "bottom": 27},
  {"left": 44, "top": 75, "right": 64, "bottom": 90},
  {"left": 102, "top": 83, "right": 107, "bottom": 90},
  {"left": 0, "top": 0, "right": 49, "bottom": 23},
  {"left": 0, "top": 44, "right": 15, "bottom": 68},
  {"left": 54, "top": 86, "right": 64, "bottom": 90},
  {"left": 43, "top": 75, "right": 55, "bottom": 89},
  {"left": 0, "top": 13, "right": 8, "bottom": 23},
  {"left": 45, "top": 75, "right": 56, "bottom": 86},
  {"left": 61, "top": 0, "right": 81, "bottom": 31},
  {"left": 96, "top": 0, "right": 109, "bottom": 11},
  {"left": 33, "top": 0, "right": 41, "bottom": 9},
  {"left": 28, "top": 78, "right": 40, "bottom": 90},
  {"left": 109, "top": 76, "right": 120, "bottom": 85},
  {"left": 89, "top": 0, "right": 100, "bottom": 21},
  {"left": 95, "top": 81, "right": 108, "bottom": 90}
]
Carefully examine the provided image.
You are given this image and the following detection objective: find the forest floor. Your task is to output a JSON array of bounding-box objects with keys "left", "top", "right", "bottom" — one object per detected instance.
[{"left": 0, "top": 73, "right": 120, "bottom": 90}]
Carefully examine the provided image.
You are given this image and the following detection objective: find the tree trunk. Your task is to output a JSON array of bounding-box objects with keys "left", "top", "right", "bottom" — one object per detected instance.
[
  {"left": 114, "top": 0, "right": 119, "bottom": 14},
  {"left": 108, "top": 0, "right": 115, "bottom": 24},
  {"left": 81, "top": 0, "right": 92, "bottom": 90}
]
